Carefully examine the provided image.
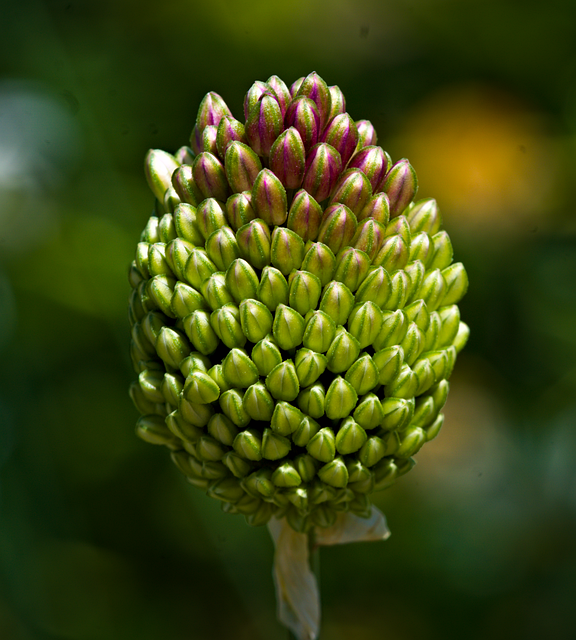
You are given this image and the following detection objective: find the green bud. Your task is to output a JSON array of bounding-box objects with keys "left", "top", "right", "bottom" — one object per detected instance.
[
  {"left": 216, "top": 116, "right": 248, "bottom": 158},
  {"left": 300, "top": 242, "right": 336, "bottom": 286},
  {"left": 225, "top": 191, "right": 256, "bottom": 231},
  {"left": 350, "top": 218, "right": 387, "bottom": 261},
  {"left": 347, "top": 301, "right": 384, "bottom": 348},
  {"left": 236, "top": 218, "right": 271, "bottom": 270},
  {"left": 207, "top": 364, "right": 231, "bottom": 393},
  {"left": 144, "top": 149, "right": 179, "bottom": 202},
  {"left": 183, "top": 310, "right": 220, "bottom": 355},
  {"left": 424, "top": 349, "right": 449, "bottom": 382},
  {"left": 245, "top": 501, "right": 276, "bottom": 527},
  {"left": 222, "top": 451, "right": 253, "bottom": 478},
  {"left": 408, "top": 231, "right": 432, "bottom": 264},
  {"left": 385, "top": 363, "right": 419, "bottom": 399},
  {"left": 309, "top": 479, "right": 337, "bottom": 505},
  {"left": 292, "top": 416, "right": 320, "bottom": 447},
  {"left": 148, "top": 243, "right": 174, "bottom": 278},
  {"left": 335, "top": 417, "right": 368, "bottom": 455},
  {"left": 129, "top": 380, "right": 157, "bottom": 415},
  {"left": 243, "top": 382, "right": 275, "bottom": 421},
  {"left": 438, "top": 305, "right": 460, "bottom": 347},
  {"left": 373, "top": 345, "right": 404, "bottom": 385},
  {"left": 371, "top": 458, "right": 398, "bottom": 491},
  {"left": 261, "top": 428, "right": 291, "bottom": 460},
  {"left": 445, "top": 345, "right": 457, "bottom": 379},
  {"left": 140, "top": 216, "right": 160, "bottom": 244},
  {"left": 162, "top": 372, "right": 184, "bottom": 406},
  {"left": 136, "top": 414, "right": 179, "bottom": 448},
  {"left": 411, "top": 396, "right": 437, "bottom": 428},
  {"left": 271, "top": 401, "right": 303, "bottom": 436},
  {"left": 165, "top": 237, "right": 195, "bottom": 281},
  {"left": 195, "top": 198, "right": 227, "bottom": 240},
  {"left": 206, "top": 477, "right": 245, "bottom": 503},
  {"left": 271, "top": 461, "right": 302, "bottom": 488},
  {"left": 358, "top": 436, "right": 386, "bottom": 467},
  {"left": 266, "top": 359, "right": 300, "bottom": 402},
  {"left": 147, "top": 275, "right": 177, "bottom": 318},
  {"left": 287, "top": 190, "right": 323, "bottom": 242},
  {"left": 380, "top": 397, "right": 415, "bottom": 432},
  {"left": 412, "top": 358, "right": 436, "bottom": 395},
  {"left": 354, "top": 266, "right": 392, "bottom": 308},
  {"left": 372, "top": 234, "right": 409, "bottom": 272},
  {"left": 353, "top": 393, "right": 386, "bottom": 430},
  {"left": 233, "top": 428, "right": 262, "bottom": 461},
  {"left": 399, "top": 321, "right": 425, "bottom": 366},
  {"left": 348, "top": 493, "right": 371, "bottom": 516},
  {"left": 132, "top": 321, "right": 157, "bottom": 358},
  {"left": 155, "top": 326, "right": 191, "bottom": 368},
  {"left": 396, "top": 426, "right": 426, "bottom": 458},
  {"left": 225, "top": 258, "right": 259, "bottom": 303},
  {"left": 272, "top": 304, "right": 305, "bottom": 350},
  {"left": 251, "top": 168, "right": 288, "bottom": 226},
  {"left": 406, "top": 198, "right": 442, "bottom": 234},
  {"left": 210, "top": 304, "right": 245, "bottom": 348},
  {"left": 404, "top": 260, "right": 425, "bottom": 304},
  {"left": 135, "top": 242, "right": 151, "bottom": 279},
  {"left": 332, "top": 247, "right": 371, "bottom": 293},
  {"left": 270, "top": 227, "right": 305, "bottom": 275},
  {"left": 419, "top": 268, "right": 446, "bottom": 311},
  {"left": 441, "top": 263, "right": 469, "bottom": 306},
  {"left": 192, "top": 152, "right": 229, "bottom": 202},
  {"left": 302, "top": 309, "right": 336, "bottom": 353},
  {"left": 293, "top": 454, "right": 318, "bottom": 483},
  {"left": 345, "top": 353, "right": 379, "bottom": 395},
  {"left": 328, "top": 85, "right": 346, "bottom": 121},
  {"left": 325, "top": 377, "right": 358, "bottom": 420},
  {"left": 257, "top": 266, "right": 289, "bottom": 312},
  {"left": 424, "top": 312, "right": 442, "bottom": 351},
  {"left": 221, "top": 348, "right": 259, "bottom": 388},
  {"left": 201, "top": 272, "right": 234, "bottom": 311},
  {"left": 319, "top": 281, "right": 355, "bottom": 326},
  {"left": 251, "top": 334, "right": 282, "bottom": 376},
  {"left": 425, "top": 413, "right": 444, "bottom": 441},
  {"left": 225, "top": 141, "right": 262, "bottom": 193},
  {"left": 179, "top": 397, "right": 214, "bottom": 427},
  {"left": 204, "top": 226, "right": 241, "bottom": 272},
  {"left": 288, "top": 270, "right": 322, "bottom": 316},
  {"left": 172, "top": 166, "right": 203, "bottom": 208},
  {"left": 326, "top": 328, "right": 361, "bottom": 374},
  {"left": 294, "top": 348, "right": 328, "bottom": 387},
  {"left": 382, "top": 270, "right": 409, "bottom": 311},
  {"left": 453, "top": 322, "right": 470, "bottom": 353},
  {"left": 346, "top": 458, "right": 372, "bottom": 484},
  {"left": 286, "top": 486, "right": 309, "bottom": 512},
  {"left": 237, "top": 298, "right": 273, "bottom": 343},
  {"left": 184, "top": 247, "right": 217, "bottom": 290},
  {"left": 317, "top": 457, "right": 349, "bottom": 488},
  {"left": 358, "top": 192, "right": 390, "bottom": 226},
  {"left": 197, "top": 435, "right": 226, "bottom": 462},
  {"left": 183, "top": 370, "right": 221, "bottom": 405},
  {"left": 297, "top": 382, "right": 326, "bottom": 419},
  {"left": 307, "top": 427, "right": 336, "bottom": 463},
  {"left": 163, "top": 188, "right": 181, "bottom": 213},
  {"left": 384, "top": 214, "right": 411, "bottom": 245},
  {"left": 138, "top": 369, "right": 165, "bottom": 404},
  {"left": 219, "top": 388, "right": 251, "bottom": 428},
  {"left": 207, "top": 413, "right": 239, "bottom": 446},
  {"left": 428, "top": 231, "right": 453, "bottom": 270},
  {"left": 348, "top": 472, "right": 375, "bottom": 495},
  {"left": 404, "top": 299, "right": 430, "bottom": 333},
  {"left": 166, "top": 412, "right": 203, "bottom": 444},
  {"left": 128, "top": 261, "right": 145, "bottom": 289},
  {"left": 317, "top": 203, "right": 358, "bottom": 255}
]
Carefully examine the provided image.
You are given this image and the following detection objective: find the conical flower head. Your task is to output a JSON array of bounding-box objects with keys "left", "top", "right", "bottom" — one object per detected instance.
[{"left": 130, "top": 73, "right": 469, "bottom": 533}]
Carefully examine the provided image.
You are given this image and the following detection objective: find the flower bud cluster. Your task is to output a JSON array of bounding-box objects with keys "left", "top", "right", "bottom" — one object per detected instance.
[{"left": 130, "top": 73, "right": 469, "bottom": 532}]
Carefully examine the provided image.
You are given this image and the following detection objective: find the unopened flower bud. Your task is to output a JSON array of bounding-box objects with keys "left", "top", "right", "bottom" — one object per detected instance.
[
  {"left": 406, "top": 198, "right": 442, "bottom": 234},
  {"left": 288, "top": 270, "right": 322, "bottom": 316},
  {"left": 345, "top": 353, "right": 379, "bottom": 395},
  {"left": 207, "top": 413, "right": 239, "bottom": 446},
  {"left": 373, "top": 345, "right": 404, "bottom": 385},
  {"left": 326, "top": 328, "right": 361, "bottom": 374},
  {"left": 358, "top": 436, "right": 386, "bottom": 468},
  {"left": 329, "top": 169, "right": 372, "bottom": 217},
  {"left": 251, "top": 169, "right": 288, "bottom": 226},
  {"left": 222, "top": 451, "right": 253, "bottom": 478},
  {"left": 294, "top": 349, "right": 328, "bottom": 387},
  {"left": 325, "top": 376, "right": 358, "bottom": 420},
  {"left": 172, "top": 164, "right": 203, "bottom": 208},
  {"left": 333, "top": 247, "right": 371, "bottom": 293},
  {"left": 171, "top": 281, "right": 207, "bottom": 319},
  {"left": 257, "top": 266, "right": 289, "bottom": 312},
  {"left": 353, "top": 393, "right": 386, "bottom": 431},
  {"left": 327, "top": 85, "right": 346, "bottom": 121},
  {"left": 251, "top": 334, "right": 282, "bottom": 376},
  {"left": 440, "top": 263, "right": 469, "bottom": 306},
  {"left": 358, "top": 192, "right": 391, "bottom": 225},
  {"left": 239, "top": 298, "right": 273, "bottom": 343},
  {"left": 200, "top": 125, "right": 219, "bottom": 156},
  {"left": 284, "top": 96, "right": 320, "bottom": 152},
  {"left": 155, "top": 326, "right": 191, "bottom": 369},
  {"left": 269, "top": 127, "right": 306, "bottom": 189},
  {"left": 196, "top": 198, "right": 227, "bottom": 240},
  {"left": 319, "top": 280, "right": 355, "bottom": 326},
  {"left": 296, "top": 72, "right": 332, "bottom": 131},
  {"left": 196, "top": 91, "right": 232, "bottom": 133},
  {"left": 404, "top": 260, "right": 426, "bottom": 304},
  {"left": 297, "top": 382, "right": 326, "bottom": 419},
  {"left": 245, "top": 95, "right": 284, "bottom": 157},
  {"left": 292, "top": 416, "right": 320, "bottom": 447},
  {"left": 210, "top": 303, "right": 245, "bottom": 348},
  {"left": 425, "top": 413, "right": 444, "bottom": 441},
  {"left": 219, "top": 388, "right": 251, "bottom": 428},
  {"left": 300, "top": 241, "right": 336, "bottom": 285},
  {"left": 381, "top": 159, "right": 418, "bottom": 217},
  {"left": 348, "top": 301, "right": 384, "bottom": 348},
  {"left": 356, "top": 120, "right": 377, "bottom": 147},
  {"left": 183, "top": 309, "right": 219, "bottom": 355},
  {"left": 321, "top": 113, "right": 359, "bottom": 166},
  {"left": 225, "top": 192, "right": 256, "bottom": 231},
  {"left": 335, "top": 418, "right": 368, "bottom": 455},
  {"left": 385, "top": 363, "right": 419, "bottom": 399},
  {"left": 234, "top": 428, "right": 263, "bottom": 461},
  {"left": 419, "top": 268, "right": 446, "bottom": 311},
  {"left": 348, "top": 146, "right": 388, "bottom": 192},
  {"left": 144, "top": 149, "right": 180, "bottom": 202},
  {"left": 307, "top": 427, "right": 336, "bottom": 463},
  {"left": 136, "top": 415, "right": 179, "bottom": 448},
  {"left": 172, "top": 204, "right": 204, "bottom": 245},
  {"left": 184, "top": 370, "right": 221, "bottom": 405},
  {"left": 271, "top": 461, "right": 302, "bottom": 487},
  {"left": 396, "top": 426, "right": 426, "bottom": 458},
  {"left": 138, "top": 368, "right": 165, "bottom": 404},
  {"left": 192, "top": 152, "right": 229, "bottom": 202},
  {"left": 204, "top": 227, "right": 241, "bottom": 274},
  {"left": 225, "top": 141, "right": 262, "bottom": 193},
  {"left": 266, "top": 75, "right": 291, "bottom": 115},
  {"left": 147, "top": 275, "right": 177, "bottom": 318},
  {"left": 382, "top": 270, "right": 409, "bottom": 310},
  {"left": 225, "top": 258, "right": 259, "bottom": 303},
  {"left": 216, "top": 116, "right": 247, "bottom": 158},
  {"left": 302, "top": 143, "right": 342, "bottom": 202},
  {"left": 399, "top": 322, "right": 425, "bottom": 366},
  {"left": 243, "top": 382, "right": 275, "bottom": 422},
  {"left": 302, "top": 309, "right": 336, "bottom": 353},
  {"left": 261, "top": 428, "right": 291, "bottom": 460},
  {"left": 317, "top": 456, "right": 348, "bottom": 488},
  {"left": 184, "top": 247, "right": 217, "bottom": 290},
  {"left": 266, "top": 359, "right": 300, "bottom": 401},
  {"left": 221, "top": 348, "right": 259, "bottom": 388},
  {"left": 409, "top": 231, "right": 432, "bottom": 264},
  {"left": 271, "top": 401, "right": 303, "bottom": 436},
  {"left": 453, "top": 322, "right": 470, "bottom": 353},
  {"left": 372, "top": 234, "right": 409, "bottom": 272},
  {"left": 179, "top": 351, "right": 211, "bottom": 376},
  {"left": 270, "top": 227, "right": 305, "bottom": 275}
]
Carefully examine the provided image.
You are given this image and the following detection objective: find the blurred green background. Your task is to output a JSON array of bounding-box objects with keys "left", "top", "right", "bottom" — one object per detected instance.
[{"left": 1, "top": 0, "right": 576, "bottom": 638}]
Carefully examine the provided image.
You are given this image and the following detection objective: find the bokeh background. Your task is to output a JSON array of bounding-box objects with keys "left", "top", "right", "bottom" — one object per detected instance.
[{"left": 1, "top": 0, "right": 576, "bottom": 638}]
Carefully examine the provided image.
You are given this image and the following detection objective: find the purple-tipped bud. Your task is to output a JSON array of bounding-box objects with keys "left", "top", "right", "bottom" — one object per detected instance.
[
  {"left": 269, "top": 127, "right": 306, "bottom": 190},
  {"left": 348, "top": 146, "right": 388, "bottom": 192},
  {"left": 286, "top": 189, "right": 323, "bottom": 242},
  {"left": 225, "top": 141, "right": 262, "bottom": 194},
  {"left": 175, "top": 146, "right": 195, "bottom": 165},
  {"left": 356, "top": 120, "right": 378, "bottom": 147},
  {"left": 201, "top": 125, "right": 219, "bottom": 155},
  {"left": 327, "top": 86, "right": 346, "bottom": 122},
  {"left": 196, "top": 91, "right": 232, "bottom": 133},
  {"left": 350, "top": 218, "right": 387, "bottom": 260},
  {"left": 190, "top": 124, "right": 203, "bottom": 155},
  {"left": 330, "top": 168, "right": 372, "bottom": 215},
  {"left": 290, "top": 77, "right": 305, "bottom": 97},
  {"left": 144, "top": 149, "right": 180, "bottom": 202},
  {"left": 284, "top": 97, "right": 320, "bottom": 152},
  {"left": 225, "top": 192, "right": 256, "bottom": 231},
  {"left": 321, "top": 113, "right": 359, "bottom": 166},
  {"left": 196, "top": 198, "right": 227, "bottom": 240},
  {"left": 296, "top": 71, "right": 332, "bottom": 131},
  {"left": 317, "top": 203, "right": 358, "bottom": 255},
  {"left": 270, "top": 227, "right": 305, "bottom": 275},
  {"left": 236, "top": 218, "right": 272, "bottom": 270},
  {"left": 244, "top": 81, "right": 277, "bottom": 121},
  {"left": 251, "top": 169, "right": 288, "bottom": 226},
  {"left": 266, "top": 75, "right": 291, "bottom": 116},
  {"left": 192, "top": 152, "right": 229, "bottom": 202},
  {"left": 381, "top": 159, "right": 418, "bottom": 217},
  {"left": 302, "top": 143, "right": 342, "bottom": 202},
  {"left": 172, "top": 165, "right": 203, "bottom": 207},
  {"left": 245, "top": 95, "right": 284, "bottom": 158},
  {"left": 216, "top": 116, "right": 247, "bottom": 159},
  {"left": 357, "top": 192, "right": 390, "bottom": 225}
]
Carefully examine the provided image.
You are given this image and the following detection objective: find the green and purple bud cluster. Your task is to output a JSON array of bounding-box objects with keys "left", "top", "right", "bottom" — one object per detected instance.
[{"left": 130, "top": 72, "right": 469, "bottom": 533}]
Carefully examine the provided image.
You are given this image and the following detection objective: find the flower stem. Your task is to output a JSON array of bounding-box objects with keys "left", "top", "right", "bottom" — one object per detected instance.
[{"left": 287, "top": 530, "right": 321, "bottom": 640}]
